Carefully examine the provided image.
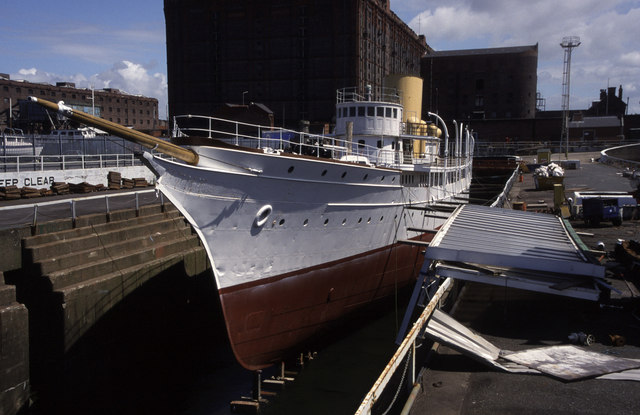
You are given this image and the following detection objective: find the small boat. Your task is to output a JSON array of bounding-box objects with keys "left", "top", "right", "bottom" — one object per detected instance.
[
  {"left": 1, "top": 128, "right": 43, "bottom": 156},
  {"left": 29, "top": 76, "right": 473, "bottom": 370}
]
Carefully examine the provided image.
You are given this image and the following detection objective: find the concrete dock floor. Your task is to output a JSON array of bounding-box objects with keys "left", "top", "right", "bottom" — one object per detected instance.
[{"left": 410, "top": 152, "right": 640, "bottom": 415}]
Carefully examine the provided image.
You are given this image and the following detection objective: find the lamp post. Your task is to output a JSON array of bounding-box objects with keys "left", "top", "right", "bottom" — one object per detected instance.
[{"left": 560, "top": 36, "right": 581, "bottom": 158}]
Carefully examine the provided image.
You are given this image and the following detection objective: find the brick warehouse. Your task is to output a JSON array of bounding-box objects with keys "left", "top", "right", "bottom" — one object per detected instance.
[
  {"left": 0, "top": 74, "right": 160, "bottom": 134},
  {"left": 164, "top": 0, "right": 429, "bottom": 130},
  {"left": 421, "top": 45, "right": 539, "bottom": 122}
]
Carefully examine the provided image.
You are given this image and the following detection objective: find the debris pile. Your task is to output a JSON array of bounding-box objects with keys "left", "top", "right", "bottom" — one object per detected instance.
[
  {"left": 52, "top": 182, "right": 70, "bottom": 195},
  {"left": 0, "top": 185, "right": 21, "bottom": 200},
  {"left": 68, "top": 182, "right": 105, "bottom": 193},
  {"left": 534, "top": 162, "right": 565, "bottom": 178},
  {"left": 0, "top": 171, "right": 152, "bottom": 200},
  {"left": 533, "top": 163, "right": 565, "bottom": 190},
  {"left": 108, "top": 171, "right": 122, "bottom": 190}
]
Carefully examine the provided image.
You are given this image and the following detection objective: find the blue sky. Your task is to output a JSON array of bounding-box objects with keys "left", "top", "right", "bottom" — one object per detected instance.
[{"left": 2, "top": 0, "right": 639, "bottom": 119}]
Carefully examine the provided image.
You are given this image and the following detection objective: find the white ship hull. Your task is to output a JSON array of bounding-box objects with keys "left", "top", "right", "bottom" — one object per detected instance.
[{"left": 145, "top": 144, "right": 472, "bottom": 369}]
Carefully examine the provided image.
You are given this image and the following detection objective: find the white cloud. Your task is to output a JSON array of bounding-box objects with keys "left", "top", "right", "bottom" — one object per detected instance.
[
  {"left": 12, "top": 61, "right": 168, "bottom": 119},
  {"left": 620, "top": 51, "right": 640, "bottom": 67},
  {"left": 396, "top": 0, "right": 640, "bottom": 114}
]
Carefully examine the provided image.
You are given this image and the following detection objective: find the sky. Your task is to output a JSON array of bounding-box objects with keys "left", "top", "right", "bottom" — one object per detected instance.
[{"left": 2, "top": 0, "right": 639, "bottom": 119}]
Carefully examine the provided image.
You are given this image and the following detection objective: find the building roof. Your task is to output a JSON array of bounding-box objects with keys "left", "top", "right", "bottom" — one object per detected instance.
[{"left": 427, "top": 44, "right": 538, "bottom": 58}]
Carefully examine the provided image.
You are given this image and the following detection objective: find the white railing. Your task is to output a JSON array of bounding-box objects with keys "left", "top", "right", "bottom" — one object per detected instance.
[
  {"left": 0, "top": 189, "right": 163, "bottom": 229},
  {"left": 0, "top": 153, "right": 145, "bottom": 173},
  {"left": 172, "top": 115, "right": 465, "bottom": 168},
  {"left": 336, "top": 86, "right": 403, "bottom": 104}
]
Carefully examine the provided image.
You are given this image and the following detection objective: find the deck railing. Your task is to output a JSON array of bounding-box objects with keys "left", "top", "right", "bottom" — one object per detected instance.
[{"left": 172, "top": 115, "right": 472, "bottom": 168}]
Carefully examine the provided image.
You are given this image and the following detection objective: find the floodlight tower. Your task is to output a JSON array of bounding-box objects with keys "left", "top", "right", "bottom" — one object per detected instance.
[{"left": 560, "top": 36, "right": 581, "bottom": 158}]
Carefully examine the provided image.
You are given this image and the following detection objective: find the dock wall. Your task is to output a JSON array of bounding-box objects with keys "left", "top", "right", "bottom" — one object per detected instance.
[
  {"left": 601, "top": 143, "right": 640, "bottom": 167},
  {"left": 0, "top": 276, "right": 30, "bottom": 415},
  {"left": 0, "top": 203, "right": 210, "bottom": 414}
]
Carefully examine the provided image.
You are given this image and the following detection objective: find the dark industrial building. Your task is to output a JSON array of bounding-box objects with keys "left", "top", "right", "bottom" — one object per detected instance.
[
  {"left": 421, "top": 45, "right": 539, "bottom": 122},
  {"left": 0, "top": 74, "right": 160, "bottom": 133},
  {"left": 586, "top": 85, "right": 627, "bottom": 117},
  {"left": 164, "top": 0, "right": 429, "bottom": 129}
]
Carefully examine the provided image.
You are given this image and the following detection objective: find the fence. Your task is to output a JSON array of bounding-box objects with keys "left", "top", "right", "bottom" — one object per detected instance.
[
  {"left": 0, "top": 153, "right": 145, "bottom": 173},
  {"left": 0, "top": 189, "right": 164, "bottom": 230},
  {"left": 474, "top": 139, "right": 640, "bottom": 157}
]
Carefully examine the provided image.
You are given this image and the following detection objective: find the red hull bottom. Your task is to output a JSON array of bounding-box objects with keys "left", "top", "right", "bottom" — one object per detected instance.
[{"left": 218, "top": 235, "right": 432, "bottom": 370}]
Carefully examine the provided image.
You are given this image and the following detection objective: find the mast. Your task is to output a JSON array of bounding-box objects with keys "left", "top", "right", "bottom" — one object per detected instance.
[{"left": 29, "top": 97, "right": 199, "bottom": 165}]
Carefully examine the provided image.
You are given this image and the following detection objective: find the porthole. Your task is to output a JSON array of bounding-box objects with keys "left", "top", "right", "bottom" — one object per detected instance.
[
  {"left": 358, "top": 218, "right": 363, "bottom": 224},
  {"left": 303, "top": 219, "right": 309, "bottom": 226},
  {"left": 342, "top": 219, "right": 347, "bottom": 226},
  {"left": 367, "top": 217, "right": 371, "bottom": 223},
  {"left": 363, "top": 174, "right": 368, "bottom": 180},
  {"left": 341, "top": 172, "right": 347, "bottom": 179},
  {"left": 392, "top": 177, "right": 396, "bottom": 182},
  {"left": 381, "top": 176, "right": 385, "bottom": 181},
  {"left": 324, "top": 218, "right": 329, "bottom": 226},
  {"left": 279, "top": 219, "right": 285, "bottom": 226},
  {"left": 321, "top": 169, "right": 327, "bottom": 176},
  {"left": 288, "top": 166, "right": 295, "bottom": 173},
  {"left": 380, "top": 216, "right": 384, "bottom": 221}
]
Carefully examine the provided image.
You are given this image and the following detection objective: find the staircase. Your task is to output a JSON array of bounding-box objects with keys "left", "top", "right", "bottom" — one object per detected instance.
[{"left": 21, "top": 202, "right": 210, "bottom": 353}]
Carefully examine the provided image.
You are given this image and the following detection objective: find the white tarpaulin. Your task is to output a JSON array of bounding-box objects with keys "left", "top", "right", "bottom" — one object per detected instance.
[
  {"left": 425, "top": 309, "right": 640, "bottom": 381},
  {"left": 501, "top": 345, "right": 640, "bottom": 381}
]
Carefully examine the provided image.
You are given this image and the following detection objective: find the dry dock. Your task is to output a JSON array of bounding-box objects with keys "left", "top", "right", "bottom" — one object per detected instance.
[{"left": 410, "top": 152, "right": 640, "bottom": 414}]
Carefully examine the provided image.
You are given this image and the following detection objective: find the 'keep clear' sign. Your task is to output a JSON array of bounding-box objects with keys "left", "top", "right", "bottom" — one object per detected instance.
[{"left": 0, "top": 175, "right": 56, "bottom": 188}]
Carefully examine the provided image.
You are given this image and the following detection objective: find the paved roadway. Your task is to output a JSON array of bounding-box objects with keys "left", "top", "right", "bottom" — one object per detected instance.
[{"left": 410, "top": 153, "right": 640, "bottom": 415}]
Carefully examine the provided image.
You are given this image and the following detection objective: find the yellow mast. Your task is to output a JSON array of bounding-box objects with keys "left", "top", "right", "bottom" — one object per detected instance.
[{"left": 29, "top": 97, "right": 199, "bottom": 166}]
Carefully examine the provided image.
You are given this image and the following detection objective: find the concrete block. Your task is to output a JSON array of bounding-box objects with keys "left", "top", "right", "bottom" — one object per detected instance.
[
  {"left": 0, "top": 280, "right": 30, "bottom": 415},
  {"left": 183, "top": 246, "right": 210, "bottom": 277},
  {"left": 0, "top": 226, "right": 31, "bottom": 273},
  {"left": 45, "top": 234, "right": 202, "bottom": 290}
]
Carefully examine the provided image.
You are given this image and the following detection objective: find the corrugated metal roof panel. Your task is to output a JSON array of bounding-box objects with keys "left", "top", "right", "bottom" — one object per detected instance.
[{"left": 425, "top": 204, "right": 605, "bottom": 278}]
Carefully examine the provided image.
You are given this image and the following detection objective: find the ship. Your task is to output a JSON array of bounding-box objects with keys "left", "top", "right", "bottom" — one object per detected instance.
[
  {"left": 29, "top": 75, "right": 474, "bottom": 370},
  {"left": 1, "top": 128, "right": 43, "bottom": 156}
]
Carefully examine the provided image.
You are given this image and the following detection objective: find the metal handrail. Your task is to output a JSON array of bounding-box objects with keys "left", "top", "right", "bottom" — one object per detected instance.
[
  {"left": 0, "top": 188, "right": 163, "bottom": 229},
  {"left": 355, "top": 278, "right": 453, "bottom": 415},
  {"left": 0, "top": 153, "right": 145, "bottom": 173}
]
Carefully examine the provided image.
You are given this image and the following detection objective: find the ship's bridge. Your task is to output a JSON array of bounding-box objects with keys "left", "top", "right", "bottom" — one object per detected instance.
[{"left": 334, "top": 87, "right": 403, "bottom": 137}]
